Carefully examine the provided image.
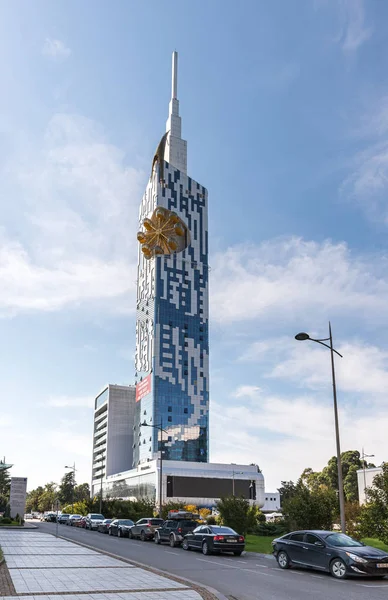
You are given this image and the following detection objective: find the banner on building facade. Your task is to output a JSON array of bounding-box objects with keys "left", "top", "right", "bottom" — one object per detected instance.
[{"left": 136, "top": 373, "right": 152, "bottom": 402}]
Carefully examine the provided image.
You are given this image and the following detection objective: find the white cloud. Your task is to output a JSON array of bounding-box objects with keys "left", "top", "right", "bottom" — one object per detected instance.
[
  {"left": 339, "top": 0, "right": 372, "bottom": 53},
  {"left": 46, "top": 396, "right": 94, "bottom": 408},
  {"left": 234, "top": 385, "right": 261, "bottom": 399},
  {"left": 211, "top": 387, "right": 388, "bottom": 490},
  {"left": 0, "top": 113, "right": 144, "bottom": 316},
  {"left": 211, "top": 237, "right": 388, "bottom": 324},
  {"left": 42, "top": 38, "right": 71, "bottom": 60}
]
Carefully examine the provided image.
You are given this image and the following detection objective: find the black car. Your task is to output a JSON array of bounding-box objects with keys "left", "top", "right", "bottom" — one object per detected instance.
[
  {"left": 108, "top": 519, "right": 134, "bottom": 538},
  {"left": 98, "top": 519, "right": 113, "bottom": 533},
  {"left": 272, "top": 530, "right": 388, "bottom": 579},
  {"left": 154, "top": 513, "right": 199, "bottom": 547},
  {"left": 182, "top": 525, "right": 245, "bottom": 556}
]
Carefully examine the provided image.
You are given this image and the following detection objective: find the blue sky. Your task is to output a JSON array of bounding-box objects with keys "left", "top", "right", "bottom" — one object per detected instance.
[{"left": 1, "top": 0, "right": 388, "bottom": 492}]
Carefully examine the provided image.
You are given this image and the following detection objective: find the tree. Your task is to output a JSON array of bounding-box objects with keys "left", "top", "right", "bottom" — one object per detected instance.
[
  {"left": 0, "top": 469, "right": 11, "bottom": 496},
  {"left": 58, "top": 472, "right": 75, "bottom": 506},
  {"left": 75, "top": 483, "right": 90, "bottom": 503},
  {"left": 25, "top": 486, "right": 44, "bottom": 513},
  {"left": 278, "top": 481, "right": 298, "bottom": 503},
  {"left": 282, "top": 480, "right": 337, "bottom": 531},
  {"left": 216, "top": 496, "right": 257, "bottom": 536},
  {"left": 358, "top": 463, "right": 388, "bottom": 544},
  {"left": 38, "top": 483, "right": 57, "bottom": 512}
]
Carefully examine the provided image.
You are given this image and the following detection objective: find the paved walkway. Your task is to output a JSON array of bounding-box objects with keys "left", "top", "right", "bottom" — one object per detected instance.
[{"left": 0, "top": 531, "right": 212, "bottom": 600}]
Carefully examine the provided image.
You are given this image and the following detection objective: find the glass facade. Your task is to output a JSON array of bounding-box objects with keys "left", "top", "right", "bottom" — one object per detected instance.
[
  {"left": 102, "top": 473, "right": 156, "bottom": 501},
  {"left": 134, "top": 161, "right": 209, "bottom": 466},
  {"left": 95, "top": 388, "right": 108, "bottom": 410}
]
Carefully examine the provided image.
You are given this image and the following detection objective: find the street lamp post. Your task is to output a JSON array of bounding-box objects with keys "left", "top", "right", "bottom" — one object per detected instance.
[
  {"left": 140, "top": 420, "right": 168, "bottom": 517},
  {"left": 64, "top": 463, "right": 76, "bottom": 513},
  {"left": 361, "top": 448, "right": 374, "bottom": 503},
  {"left": 295, "top": 323, "right": 346, "bottom": 534}
]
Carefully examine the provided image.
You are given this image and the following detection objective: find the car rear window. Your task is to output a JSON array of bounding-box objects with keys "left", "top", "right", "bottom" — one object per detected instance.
[
  {"left": 290, "top": 533, "right": 304, "bottom": 541},
  {"left": 150, "top": 519, "right": 164, "bottom": 525},
  {"left": 181, "top": 521, "right": 198, "bottom": 528},
  {"left": 91, "top": 515, "right": 104, "bottom": 519},
  {"left": 210, "top": 527, "right": 236, "bottom": 534}
]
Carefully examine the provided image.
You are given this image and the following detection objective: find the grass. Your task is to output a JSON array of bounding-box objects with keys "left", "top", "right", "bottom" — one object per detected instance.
[
  {"left": 245, "top": 535, "right": 275, "bottom": 554},
  {"left": 361, "top": 538, "right": 388, "bottom": 552},
  {"left": 245, "top": 535, "right": 388, "bottom": 555}
]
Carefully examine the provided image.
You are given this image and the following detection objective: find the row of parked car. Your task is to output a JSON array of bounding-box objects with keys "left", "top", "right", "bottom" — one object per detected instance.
[{"left": 55, "top": 510, "right": 246, "bottom": 555}]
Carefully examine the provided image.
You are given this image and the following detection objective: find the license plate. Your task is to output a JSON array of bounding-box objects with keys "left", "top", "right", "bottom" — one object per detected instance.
[
  {"left": 227, "top": 539, "right": 237, "bottom": 542},
  {"left": 377, "top": 563, "right": 388, "bottom": 568}
]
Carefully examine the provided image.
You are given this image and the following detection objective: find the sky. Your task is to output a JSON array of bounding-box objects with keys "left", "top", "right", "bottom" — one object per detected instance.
[{"left": 1, "top": 0, "right": 388, "bottom": 493}]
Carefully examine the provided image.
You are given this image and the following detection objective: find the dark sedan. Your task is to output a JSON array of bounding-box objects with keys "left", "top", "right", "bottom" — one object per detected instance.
[
  {"left": 272, "top": 530, "right": 388, "bottom": 579},
  {"left": 98, "top": 519, "right": 113, "bottom": 533},
  {"left": 108, "top": 519, "right": 134, "bottom": 538},
  {"left": 182, "top": 525, "right": 245, "bottom": 556}
]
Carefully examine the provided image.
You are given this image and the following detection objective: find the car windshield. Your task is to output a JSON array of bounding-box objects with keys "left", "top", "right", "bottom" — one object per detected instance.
[
  {"left": 326, "top": 534, "right": 363, "bottom": 547},
  {"left": 71, "top": 515, "right": 81, "bottom": 518},
  {"left": 210, "top": 526, "right": 236, "bottom": 534},
  {"left": 120, "top": 520, "right": 134, "bottom": 525},
  {"left": 104, "top": 519, "right": 112, "bottom": 523},
  {"left": 91, "top": 515, "right": 104, "bottom": 519},
  {"left": 150, "top": 519, "right": 164, "bottom": 525}
]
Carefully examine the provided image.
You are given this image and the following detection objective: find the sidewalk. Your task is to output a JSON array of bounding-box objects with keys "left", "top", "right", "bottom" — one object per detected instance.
[{"left": 0, "top": 531, "right": 217, "bottom": 600}]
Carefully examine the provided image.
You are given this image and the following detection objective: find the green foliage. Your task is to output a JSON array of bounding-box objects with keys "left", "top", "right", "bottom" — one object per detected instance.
[
  {"left": 160, "top": 501, "right": 186, "bottom": 520},
  {"left": 282, "top": 480, "right": 337, "bottom": 530},
  {"left": 74, "top": 483, "right": 90, "bottom": 503},
  {"left": 25, "top": 487, "right": 44, "bottom": 513},
  {"left": 206, "top": 516, "right": 217, "bottom": 525},
  {"left": 344, "top": 501, "right": 362, "bottom": 537},
  {"left": 58, "top": 472, "right": 75, "bottom": 506},
  {"left": 0, "top": 517, "right": 12, "bottom": 525},
  {"left": 216, "top": 496, "right": 258, "bottom": 536},
  {"left": 357, "top": 463, "right": 388, "bottom": 545},
  {"left": 257, "top": 510, "right": 266, "bottom": 524},
  {"left": 254, "top": 520, "right": 287, "bottom": 537},
  {"left": 37, "top": 483, "right": 57, "bottom": 512},
  {"left": 0, "top": 470, "right": 11, "bottom": 497},
  {"left": 245, "top": 534, "right": 275, "bottom": 554}
]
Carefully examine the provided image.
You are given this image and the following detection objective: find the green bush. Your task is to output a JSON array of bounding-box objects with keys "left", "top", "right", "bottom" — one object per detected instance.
[
  {"left": 0, "top": 517, "right": 13, "bottom": 525},
  {"left": 206, "top": 516, "right": 217, "bottom": 525},
  {"left": 254, "top": 520, "right": 287, "bottom": 537},
  {"left": 216, "top": 496, "right": 258, "bottom": 536}
]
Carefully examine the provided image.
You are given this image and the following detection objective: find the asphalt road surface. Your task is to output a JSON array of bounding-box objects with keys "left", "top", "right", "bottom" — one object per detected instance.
[{"left": 37, "top": 522, "right": 388, "bottom": 600}]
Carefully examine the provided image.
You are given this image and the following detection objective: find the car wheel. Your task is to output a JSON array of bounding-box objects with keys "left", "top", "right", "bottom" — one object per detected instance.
[
  {"left": 277, "top": 551, "right": 290, "bottom": 569},
  {"left": 118, "top": 529, "right": 122, "bottom": 538},
  {"left": 202, "top": 542, "right": 211, "bottom": 555},
  {"left": 234, "top": 551, "right": 243, "bottom": 556},
  {"left": 154, "top": 533, "right": 161, "bottom": 545},
  {"left": 128, "top": 529, "right": 133, "bottom": 539},
  {"left": 182, "top": 539, "right": 190, "bottom": 551},
  {"left": 140, "top": 530, "right": 146, "bottom": 542},
  {"left": 330, "top": 558, "right": 347, "bottom": 579},
  {"left": 108, "top": 529, "right": 112, "bottom": 536},
  {"left": 169, "top": 535, "right": 176, "bottom": 548}
]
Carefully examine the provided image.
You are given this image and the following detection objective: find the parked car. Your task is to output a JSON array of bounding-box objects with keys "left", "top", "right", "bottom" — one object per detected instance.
[
  {"left": 44, "top": 513, "right": 57, "bottom": 522},
  {"left": 154, "top": 512, "right": 199, "bottom": 547},
  {"left": 24, "top": 514, "right": 33, "bottom": 520},
  {"left": 67, "top": 514, "right": 82, "bottom": 526},
  {"left": 272, "top": 530, "right": 388, "bottom": 579},
  {"left": 75, "top": 517, "right": 87, "bottom": 528},
  {"left": 129, "top": 518, "right": 164, "bottom": 541},
  {"left": 98, "top": 519, "right": 113, "bottom": 533},
  {"left": 57, "top": 514, "right": 70, "bottom": 524},
  {"left": 182, "top": 525, "right": 245, "bottom": 556},
  {"left": 108, "top": 519, "right": 134, "bottom": 538},
  {"left": 85, "top": 513, "right": 105, "bottom": 531}
]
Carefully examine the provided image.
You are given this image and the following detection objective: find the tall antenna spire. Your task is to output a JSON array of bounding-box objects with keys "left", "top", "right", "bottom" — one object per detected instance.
[
  {"left": 172, "top": 51, "right": 178, "bottom": 100},
  {"left": 165, "top": 51, "right": 187, "bottom": 175}
]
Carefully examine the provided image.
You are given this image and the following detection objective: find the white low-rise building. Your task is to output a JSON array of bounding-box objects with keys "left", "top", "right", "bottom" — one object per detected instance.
[
  {"left": 357, "top": 466, "right": 383, "bottom": 505},
  {"left": 261, "top": 492, "right": 281, "bottom": 513},
  {"left": 101, "top": 460, "right": 265, "bottom": 509}
]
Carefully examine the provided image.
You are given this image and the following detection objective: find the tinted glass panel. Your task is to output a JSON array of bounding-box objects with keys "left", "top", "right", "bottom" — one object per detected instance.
[
  {"left": 290, "top": 533, "right": 304, "bottom": 541},
  {"left": 305, "top": 534, "right": 320, "bottom": 544},
  {"left": 150, "top": 519, "right": 164, "bottom": 525},
  {"left": 326, "top": 534, "right": 363, "bottom": 547},
  {"left": 193, "top": 526, "right": 203, "bottom": 533},
  {"left": 167, "top": 476, "right": 254, "bottom": 499},
  {"left": 210, "top": 526, "right": 236, "bottom": 534}
]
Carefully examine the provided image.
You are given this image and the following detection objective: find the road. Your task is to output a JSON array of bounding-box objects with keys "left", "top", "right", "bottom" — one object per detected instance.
[{"left": 37, "top": 522, "right": 388, "bottom": 600}]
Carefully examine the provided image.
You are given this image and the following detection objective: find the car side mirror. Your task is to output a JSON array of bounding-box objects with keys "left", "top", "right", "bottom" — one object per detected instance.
[{"left": 314, "top": 541, "right": 325, "bottom": 548}]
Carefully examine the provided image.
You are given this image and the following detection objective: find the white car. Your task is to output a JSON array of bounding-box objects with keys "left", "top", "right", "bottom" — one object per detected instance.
[{"left": 85, "top": 513, "right": 105, "bottom": 530}]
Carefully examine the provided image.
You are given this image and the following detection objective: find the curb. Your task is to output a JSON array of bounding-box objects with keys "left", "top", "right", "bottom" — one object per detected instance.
[{"left": 51, "top": 531, "right": 227, "bottom": 600}]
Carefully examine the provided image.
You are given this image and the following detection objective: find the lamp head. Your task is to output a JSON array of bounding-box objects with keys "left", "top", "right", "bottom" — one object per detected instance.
[{"left": 295, "top": 332, "right": 310, "bottom": 341}]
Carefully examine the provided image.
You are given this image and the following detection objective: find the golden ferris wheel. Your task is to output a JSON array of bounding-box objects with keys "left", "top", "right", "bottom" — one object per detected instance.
[{"left": 137, "top": 206, "right": 190, "bottom": 260}]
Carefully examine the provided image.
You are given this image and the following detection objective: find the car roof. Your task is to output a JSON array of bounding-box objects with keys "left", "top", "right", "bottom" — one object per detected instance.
[{"left": 286, "top": 530, "right": 333, "bottom": 536}]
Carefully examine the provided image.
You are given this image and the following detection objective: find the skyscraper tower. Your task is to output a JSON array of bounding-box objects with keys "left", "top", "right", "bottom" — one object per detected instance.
[{"left": 134, "top": 52, "right": 209, "bottom": 466}]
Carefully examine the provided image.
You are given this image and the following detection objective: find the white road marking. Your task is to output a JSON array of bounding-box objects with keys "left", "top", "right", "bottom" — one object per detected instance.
[
  {"left": 311, "top": 575, "right": 324, "bottom": 579},
  {"left": 243, "top": 568, "right": 274, "bottom": 576},
  {"left": 165, "top": 551, "right": 179, "bottom": 555},
  {"left": 255, "top": 564, "right": 269, "bottom": 569}
]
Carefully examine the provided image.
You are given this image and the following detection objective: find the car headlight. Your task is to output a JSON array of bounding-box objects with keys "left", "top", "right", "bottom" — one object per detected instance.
[{"left": 346, "top": 552, "right": 368, "bottom": 564}]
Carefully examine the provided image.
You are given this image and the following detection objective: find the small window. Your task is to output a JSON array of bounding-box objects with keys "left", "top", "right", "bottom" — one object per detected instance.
[
  {"left": 168, "top": 406, "right": 172, "bottom": 412},
  {"left": 305, "top": 534, "right": 321, "bottom": 545},
  {"left": 199, "top": 309, "right": 203, "bottom": 314},
  {"left": 184, "top": 360, "right": 188, "bottom": 366},
  {"left": 168, "top": 436, "right": 172, "bottom": 442},
  {"left": 199, "top": 327, "right": 203, "bottom": 332},
  {"left": 143, "top": 410, "right": 147, "bottom": 415},
  {"left": 168, "top": 416, "right": 172, "bottom": 422},
  {"left": 184, "top": 342, "right": 188, "bottom": 347},
  {"left": 184, "top": 324, "right": 188, "bottom": 329},
  {"left": 199, "top": 336, "right": 203, "bottom": 341},
  {"left": 184, "top": 370, "right": 188, "bottom": 375},
  {"left": 184, "top": 408, "right": 188, "bottom": 414},
  {"left": 169, "top": 321, "right": 173, "bottom": 327},
  {"left": 200, "top": 372, "right": 203, "bottom": 377},
  {"left": 290, "top": 533, "right": 304, "bottom": 542},
  {"left": 200, "top": 354, "right": 203, "bottom": 359}
]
